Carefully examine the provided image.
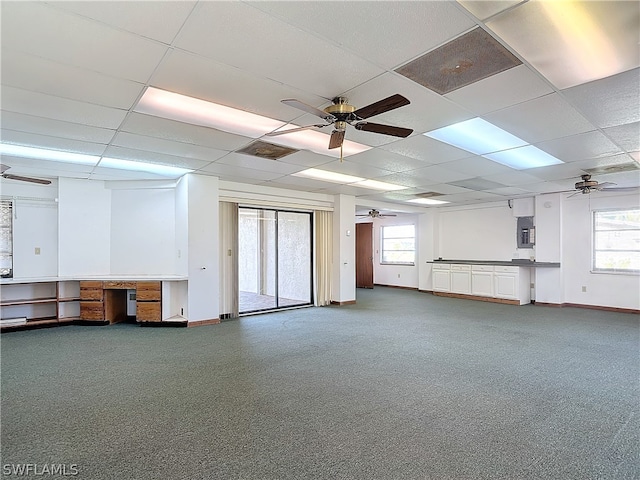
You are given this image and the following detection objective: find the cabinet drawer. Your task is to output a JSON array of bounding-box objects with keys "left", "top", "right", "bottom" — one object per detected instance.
[
  {"left": 136, "top": 301, "right": 161, "bottom": 322},
  {"left": 80, "top": 281, "right": 103, "bottom": 289},
  {"left": 451, "top": 264, "right": 471, "bottom": 271},
  {"left": 103, "top": 281, "right": 136, "bottom": 289},
  {"left": 80, "top": 288, "right": 103, "bottom": 301},
  {"left": 136, "top": 282, "right": 161, "bottom": 301},
  {"left": 494, "top": 266, "right": 519, "bottom": 273},
  {"left": 432, "top": 263, "right": 450, "bottom": 270},
  {"left": 472, "top": 265, "right": 494, "bottom": 272},
  {"left": 80, "top": 301, "right": 104, "bottom": 320}
]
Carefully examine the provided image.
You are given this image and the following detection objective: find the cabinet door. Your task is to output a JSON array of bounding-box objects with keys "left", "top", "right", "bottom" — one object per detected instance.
[
  {"left": 432, "top": 270, "right": 451, "bottom": 292},
  {"left": 451, "top": 271, "right": 471, "bottom": 294},
  {"left": 494, "top": 273, "right": 518, "bottom": 299},
  {"left": 472, "top": 272, "right": 493, "bottom": 297}
]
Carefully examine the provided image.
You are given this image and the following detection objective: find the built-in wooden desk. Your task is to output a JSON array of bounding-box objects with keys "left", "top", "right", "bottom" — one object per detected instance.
[{"left": 80, "top": 280, "right": 161, "bottom": 323}]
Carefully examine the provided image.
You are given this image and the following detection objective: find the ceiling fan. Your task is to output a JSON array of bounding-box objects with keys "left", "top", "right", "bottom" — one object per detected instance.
[
  {"left": 357, "top": 209, "right": 397, "bottom": 219},
  {"left": 568, "top": 174, "right": 635, "bottom": 197},
  {"left": 0, "top": 164, "right": 51, "bottom": 185},
  {"left": 266, "top": 94, "right": 413, "bottom": 153}
]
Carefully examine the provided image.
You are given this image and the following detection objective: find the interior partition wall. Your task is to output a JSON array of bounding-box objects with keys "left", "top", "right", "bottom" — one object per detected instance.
[{"left": 238, "top": 207, "right": 312, "bottom": 314}]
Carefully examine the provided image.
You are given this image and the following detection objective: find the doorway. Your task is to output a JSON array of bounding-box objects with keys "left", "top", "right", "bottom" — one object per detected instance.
[{"left": 238, "top": 207, "right": 313, "bottom": 314}]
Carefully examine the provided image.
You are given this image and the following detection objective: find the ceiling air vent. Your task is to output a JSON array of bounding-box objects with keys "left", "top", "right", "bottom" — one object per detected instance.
[
  {"left": 415, "top": 191, "right": 444, "bottom": 198},
  {"left": 237, "top": 140, "right": 298, "bottom": 160},
  {"left": 395, "top": 27, "right": 522, "bottom": 95}
]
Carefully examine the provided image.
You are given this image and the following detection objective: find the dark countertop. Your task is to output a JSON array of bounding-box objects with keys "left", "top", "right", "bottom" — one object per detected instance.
[{"left": 430, "top": 259, "right": 560, "bottom": 268}]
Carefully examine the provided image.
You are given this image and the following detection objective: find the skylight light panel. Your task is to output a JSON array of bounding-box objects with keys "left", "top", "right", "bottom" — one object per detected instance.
[
  {"left": 135, "top": 87, "right": 286, "bottom": 139},
  {"left": 0, "top": 143, "right": 99, "bottom": 165},
  {"left": 424, "top": 118, "right": 527, "bottom": 155},
  {"left": 483, "top": 145, "right": 563, "bottom": 170},
  {"left": 99, "top": 157, "right": 193, "bottom": 177}
]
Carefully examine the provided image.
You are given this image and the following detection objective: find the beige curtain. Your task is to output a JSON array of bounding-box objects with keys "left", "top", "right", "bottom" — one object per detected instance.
[
  {"left": 219, "top": 201, "right": 239, "bottom": 319},
  {"left": 314, "top": 210, "right": 333, "bottom": 306}
]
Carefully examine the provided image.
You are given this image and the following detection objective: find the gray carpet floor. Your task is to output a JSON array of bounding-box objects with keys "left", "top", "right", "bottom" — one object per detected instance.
[{"left": 1, "top": 287, "right": 638, "bottom": 479}]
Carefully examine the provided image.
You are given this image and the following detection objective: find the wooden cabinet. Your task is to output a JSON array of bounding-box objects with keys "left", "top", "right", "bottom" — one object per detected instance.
[
  {"left": 136, "top": 281, "right": 161, "bottom": 322},
  {"left": 80, "top": 281, "right": 106, "bottom": 322}
]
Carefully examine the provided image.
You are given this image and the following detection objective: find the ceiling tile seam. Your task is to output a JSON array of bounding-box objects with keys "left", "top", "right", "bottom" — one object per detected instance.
[{"left": 0, "top": 127, "right": 110, "bottom": 155}]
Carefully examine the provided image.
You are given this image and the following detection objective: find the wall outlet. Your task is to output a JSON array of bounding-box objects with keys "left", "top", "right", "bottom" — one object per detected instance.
[
  {"left": 397, "top": 274, "right": 400, "bottom": 278},
  {"left": 34, "top": 247, "right": 41, "bottom": 255},
  {"left": 582, "top": 286, "right": 587, "bottom": 292},
  {"left": 181, "top": 308, "right": 184, "bottom": 316}
]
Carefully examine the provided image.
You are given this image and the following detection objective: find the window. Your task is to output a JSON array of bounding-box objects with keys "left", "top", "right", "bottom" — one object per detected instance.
[
  {"left": 381, "top": 224, "right": 415, "bottom": 265},
  {"left": 0, "top": 200, "right": 13, "bottom": 278},
  {"left": 593, "top": 208, "right": 640, "bottom": 273}
]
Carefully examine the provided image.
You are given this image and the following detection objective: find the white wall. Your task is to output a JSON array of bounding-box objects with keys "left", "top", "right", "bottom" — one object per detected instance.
[
  {"left": 58, "top": 178, "right": 111, "bottom": 276},
  {"left": 438, "top": 203, "right": 519, "bottom": 261},
  {"left": 2, "top": 180, "right": 59, "bottom": 279},
  {"left": 110, "top": 187, "right": 176, "bottom": 275},
  {"left": 332, "top": 194, "right": 356, "bottom": 303},
  {"left": 561, "top": 191, "right": 640, "bottom": 310}
]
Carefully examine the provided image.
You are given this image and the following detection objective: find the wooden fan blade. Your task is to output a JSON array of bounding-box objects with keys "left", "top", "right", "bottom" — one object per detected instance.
[
  {"left": 328, "top": 130, "right": 345, "bottom": 149},
  {"left": 266, "top": 124, "right": 328, "bottom": 136},
  {"left": 282, "top": 99, "right": 336, "bottom": 122},
  {"left": 352, "top": 94, "right": 410, "bottom": 119},
  {"left": 2, "top": 173, "right": 51, "bottom": 185},
  {"left": 595, "top": 181, "right": 617, "bottom": 189},
  {"left": 355, "top": 122, "right": 413, "bottom": 138},
  {"left": 0, "top": 164, "right": 10, "bottom": 174}
]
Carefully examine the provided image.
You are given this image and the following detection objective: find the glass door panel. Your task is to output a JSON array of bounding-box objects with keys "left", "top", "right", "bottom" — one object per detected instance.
[{"left": 277, "top": 211, "right": 311, "bottom": 308}]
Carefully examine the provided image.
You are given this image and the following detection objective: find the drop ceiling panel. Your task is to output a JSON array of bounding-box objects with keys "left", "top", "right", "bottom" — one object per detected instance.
[
  {"left": 0, "top": 156, "right": 96, "bottom": 174},
  {"left": 456, "top": 0, "right": 523, "bottom": 21},
  {"left": 89, "top": 167, "right": 170, "bottom": 181},
  {"left": 485, "top": 1, "right": 640, "bottom": 89},
  {"left": 561, "top": 68, "right": 640, "bottom": 129},
  {"left": 526, "top": 162, "right": 590, "bottom": 182},
  {"left": 102, "top": 146, "right": 210, "bottom": 170},
  {"left": 603, "top": 122, "right": 640, "bottom": 152},
  {"left": 250, "top": 1, "right": 476, "bottom": 69},
  {"left": 119, "top": 113, "right": 251, "bottom": 151},
  {"left": 111, "top": 132, "right": 230, "bottom": 163},
  {"left": 174, "top": 1, "right": 385, "bottom": 98},
  {"left": 1, "top": 2, "right": 168, "bottom": 82},
  {"left": 443, "top": 156, "right": 515, "bottom": 176},
  {"left": 346, "top": 149, "right": 431, "bottom": 173},
  {"left": 316, "top": 161, "right": 395, "bottom": 181},
  {"left": 366, "top": 173, "right": 432, "bottom": 189},
  {"left": 0, "top": 130, "right": 107, "bottom": 156},
  {"left": 380, "top": 134, "right": 472, "bottom": 164},
  {"left": 445, "top": 64, "right": 553, "bottom": 115},
  {"left": 276, "top": 151, "right": 334, "bottom": 169},
  {"left": 2, "top": 50, "right": 144, "bottom": 110},
  {"left": 149, "top": 50, "right": 328, "bottom": 122},
  {"left": 402, "top": 164, "right": 476, "bottom": 184},
  {"left": 260, "top": 175, "right": 336, "bottom": 191},
  {"left": 485, "top": 93, "right": 594, "bottom": 144},
  {"left": 197, "top": 162, "right": 283, "bottom": 182},
  {"left": 534, "top": 131, "right": 623, "bottom": 163},
  {"left": 2, "top": 86, "right": 127, "bottom": 129},
  {"left": 0, "top": 111, "right": 116, "bottom": 144},
  {"left": 569, "top": 154, "right": 639, "bottom": 173},
  {"left": 50, "top": 1, "right": 196, "bottom": 44},
  {"left": 480, "top": 171, "right": 551, "bottom": 186}
]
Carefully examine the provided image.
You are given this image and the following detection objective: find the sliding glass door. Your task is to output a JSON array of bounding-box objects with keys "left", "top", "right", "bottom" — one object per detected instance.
[{"left": 238, "top": 207, "right": 312, "bottom": 314}]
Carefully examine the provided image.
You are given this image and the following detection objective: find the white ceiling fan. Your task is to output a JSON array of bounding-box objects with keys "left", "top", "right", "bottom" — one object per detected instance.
[
  {"left": 568, "top": 174, "right": 636, "bottom": 197},
  {"left": 1, "top": 164, "right": 51, "bottom": 185}
]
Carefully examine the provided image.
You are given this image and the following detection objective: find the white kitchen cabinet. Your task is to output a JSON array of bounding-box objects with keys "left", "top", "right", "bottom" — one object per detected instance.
[
  {"left": 471, "top": 265, "right": 494, "bottom": 297},
  {"left": 432, "top": 263, "right": 451, "bottom": 292},
  {"left": 493, "top": 266, "right": 531, "bottom": 305},
  {"left": 450, "top": 264, "right": 471, "bottom": 294}
]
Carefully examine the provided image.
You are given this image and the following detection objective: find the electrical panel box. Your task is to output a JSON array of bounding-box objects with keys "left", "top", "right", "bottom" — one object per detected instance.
[{"left": 517, "top": 216, "right": 535, "bottom": 248}]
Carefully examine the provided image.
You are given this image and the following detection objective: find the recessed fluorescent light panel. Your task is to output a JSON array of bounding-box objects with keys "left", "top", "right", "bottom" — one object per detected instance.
[
  {"left": 353, "top": 179, "right": 407, "bottom": 191},
  {"left": 408, "top": 198, "right": 450, "bottom": 205},
  {"left": 424, "top": 118, "right": 527, "bottom": 155},
  {"left": 424, "top": 118, "right": 564, "bottom": 169},
  {"left": 293, "top": 168, "right": 407, "bottom": 191},
  {"left": 483, "top": 145, "right": 563, "bottom": 170},
  {"left": 135, "top": 87, "right": 285, "bottom": 139},
  {"left": 0, "top": 143, "right": 99, "bottom": 165},
  {"left": 99, "top": 158, "right": 193, "bottom": 177},
  {"left": 293, "top": 168, "right": 364, "bottom": 184}
]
